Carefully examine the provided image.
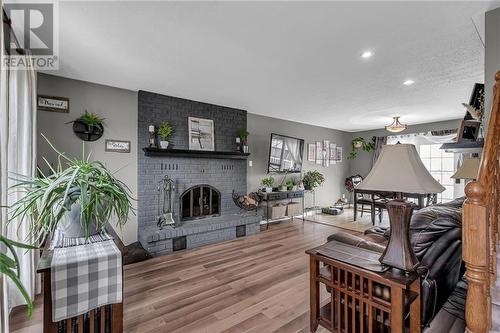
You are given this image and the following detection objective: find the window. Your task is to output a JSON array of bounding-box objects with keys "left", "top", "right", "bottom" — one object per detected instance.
[{"left": 418, "top": 144, "right": 455, "bottom": 202}]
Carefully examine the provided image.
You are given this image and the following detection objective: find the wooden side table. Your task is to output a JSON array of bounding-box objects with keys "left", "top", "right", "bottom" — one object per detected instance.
[{"left": 306, "top": 242, "right": 421, "bottom": 333}]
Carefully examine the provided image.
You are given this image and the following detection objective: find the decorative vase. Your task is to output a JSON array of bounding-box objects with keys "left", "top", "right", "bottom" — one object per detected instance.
[
  {"left": 57, "top": 203, "right": 98, "bottom": 238},
  {"left": 264, "top": 187, "right": 273, "bottom": 193},
  {"left": 159, "top": 141, "right": 169, "bottom": 149},
  {"left": 279, "top": 185, "right": 288, "bottom": 192}
]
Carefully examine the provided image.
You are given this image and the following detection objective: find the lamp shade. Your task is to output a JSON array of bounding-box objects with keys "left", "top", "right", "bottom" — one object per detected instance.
[
  {"left": 451, "top": 157, "right": 480, "bottom": 180},
  {"left": 356, "top": 144, "right": 445, "bottom": 194}
]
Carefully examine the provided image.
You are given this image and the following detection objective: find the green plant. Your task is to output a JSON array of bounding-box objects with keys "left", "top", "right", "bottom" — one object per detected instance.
[
  {"left": 348, "top": 137, "right": 375, "bottom": 159},
  {"left": 8, "top": 136, "right": 134, "bottom": 240},
  {"left": 261, "top": 176, "right": 274, "bottom": 187},
  {"left": 72, "top": 110, "right": 105, "bottom": 128},
  {"left": 286, "top": 178, "right": 298, "bottom": 187},
  {"left": 302, "top": 170, "right": 325, "bottom": 189},
  {"left": 158, "top": 121, "right": 173, "bottom": 141},
  {"left": 0, "top": 236, "right": 35, "bottom": 317},
  {"left": 238, "top": 129, "right": 249, "bottom": 142}
]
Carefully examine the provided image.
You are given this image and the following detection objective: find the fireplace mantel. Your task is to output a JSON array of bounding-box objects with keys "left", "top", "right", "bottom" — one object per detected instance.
[{"left": 143, "top": 147, "right": 250, "bottom": 160}]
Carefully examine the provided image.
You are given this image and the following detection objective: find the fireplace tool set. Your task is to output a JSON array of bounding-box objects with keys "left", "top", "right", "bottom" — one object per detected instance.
[{"left": 157, "top": 175, "right": 176, "bottom": 229}]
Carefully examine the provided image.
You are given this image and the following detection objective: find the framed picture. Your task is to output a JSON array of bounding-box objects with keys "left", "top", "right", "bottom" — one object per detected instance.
[
  {"left": 336, "top": 147, "right": 343, "bottom": 162},
  {"left": 37, "top": 95, "right": 70, "bottom": 113},
  {"left": 457, "top": 120, "right": 481, "bottom": 143},
  {"left": 188, "top": 117, "right": 215, "bottom": 151},
  {"left": 322, "top": 140, "right": 330, "bottom": 167},
  {"left": 329, "top": 143, "right": 337, "bottom": 163},
  {"left": 315, "top": 141, "right": 322, "bottom": 165},
  {"left": 307, "top": 143, "right": 316, "bottom": 161},
  {"left": 105, "top": 140, "right": 131, "bottom": 153}
]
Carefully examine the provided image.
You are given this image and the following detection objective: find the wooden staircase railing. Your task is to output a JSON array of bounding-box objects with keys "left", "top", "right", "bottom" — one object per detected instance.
[{"left": 463, "top": 71, "right": 500, "bottom": 333}]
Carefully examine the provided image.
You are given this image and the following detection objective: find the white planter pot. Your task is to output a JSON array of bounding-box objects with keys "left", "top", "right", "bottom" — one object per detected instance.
[
  {"left": 159, "top": 141, "right": 169, "bottom": 149},
  {"left": 264, "top": 187, "right": 273, "bottom": 193},
  {"left": 279, "top": 186, "right": 288, "bottom": 192},
  {"left": 57, "top": 203, "right": 98, "bottom": 238}
]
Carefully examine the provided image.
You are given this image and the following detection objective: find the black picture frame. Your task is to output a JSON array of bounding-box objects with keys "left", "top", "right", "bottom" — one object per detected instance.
[{"left": 457, "top": 120, "right": 481, "bottom": 143}]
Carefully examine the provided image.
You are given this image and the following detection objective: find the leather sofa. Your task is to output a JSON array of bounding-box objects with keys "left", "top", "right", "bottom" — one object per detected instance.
[{"left": 326, "top": 197, "right": 465, "bottom": 326}]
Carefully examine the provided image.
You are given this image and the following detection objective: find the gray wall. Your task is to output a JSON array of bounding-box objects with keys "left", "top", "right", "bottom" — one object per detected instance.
[
  {"left": 247, "top": 114, "right": 352, "bottom": 207},
  {"left": 348, "top": 119, "right": 462, "bottom": 177},
  {"left": 37, "top": 74, "right": 138, "bottom": 245},
  {"left": 484, "top": 7, "right": 500, "bottom": 133}
]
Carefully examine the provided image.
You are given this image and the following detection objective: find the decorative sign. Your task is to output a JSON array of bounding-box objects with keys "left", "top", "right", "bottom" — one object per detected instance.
[
  {"left": 37, "top": 95, "right": 69, "bottom": 113},
  {"left": 105, "top": 140, "right": 131, "bottom": 153}
]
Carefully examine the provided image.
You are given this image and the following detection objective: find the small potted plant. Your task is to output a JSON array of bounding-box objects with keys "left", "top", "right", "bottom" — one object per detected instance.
[
  {"left": 261, "top": 176, "right": 274, "bottom": 193},
  {"left": 238, "top": 129, "right": 249, "bottom": 153},
  {"left": 286, "top": 178, "right": 299, "bottom": 191},
  {"left": 69, "top": 110, "right": 105, "bottom": 142},
  {"left": 302, "top": 170, "right": 325, "bottom": 190},
  {"left": 158, "top": 121, "right": 173, "bottom": 149}
]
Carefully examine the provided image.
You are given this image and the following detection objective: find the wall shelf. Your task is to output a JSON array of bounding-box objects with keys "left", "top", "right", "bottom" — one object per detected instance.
[
  {"left": 143, "top": 147, "right": 250, "bottom": 159},
  {"left": 439, "top": 139, "right": 484, "bottom": 153}
]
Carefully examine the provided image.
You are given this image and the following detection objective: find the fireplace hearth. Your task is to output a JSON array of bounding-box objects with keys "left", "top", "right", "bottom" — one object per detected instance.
[{"left": 180, "top": 185, "right": 221, "bottom": 221}]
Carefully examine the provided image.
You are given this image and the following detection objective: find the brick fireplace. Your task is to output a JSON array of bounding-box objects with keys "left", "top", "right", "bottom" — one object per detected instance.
[{"left": 137, "top": 91, "right": 260, "bottom": 256}]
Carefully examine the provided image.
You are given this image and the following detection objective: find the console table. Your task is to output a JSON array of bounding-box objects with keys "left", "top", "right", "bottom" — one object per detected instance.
[
  {"left": 306, "top": 241, "right": 421, "bottom": 333},
  {"left": 260, "top": 190, "right": 305, "bottom": 229},
  {"left": 37, "top": 236, "right": 123, "bottom": 333}
]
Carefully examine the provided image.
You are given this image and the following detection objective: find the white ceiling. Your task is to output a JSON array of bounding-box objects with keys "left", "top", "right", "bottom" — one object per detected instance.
[{"left": 46, "top": 1, "right": 499, "bottom": 132}]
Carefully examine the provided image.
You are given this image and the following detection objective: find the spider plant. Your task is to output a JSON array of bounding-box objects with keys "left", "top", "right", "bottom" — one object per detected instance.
[
  {"left": 8, "top": 136, "right": 133, "bottom": 241},
  {"left": 0, "top": 235, "right": 35, "bottom": 317}
]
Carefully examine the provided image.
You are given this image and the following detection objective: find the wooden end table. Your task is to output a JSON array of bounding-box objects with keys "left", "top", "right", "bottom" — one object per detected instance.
[{"left": 306, "top": 241, "right": 421, "bottom": 333}]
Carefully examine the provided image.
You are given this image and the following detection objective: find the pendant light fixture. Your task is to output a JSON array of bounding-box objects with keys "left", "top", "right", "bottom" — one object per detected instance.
[{"left": 385, "top": 116, "right": 408, "bottom": 133}]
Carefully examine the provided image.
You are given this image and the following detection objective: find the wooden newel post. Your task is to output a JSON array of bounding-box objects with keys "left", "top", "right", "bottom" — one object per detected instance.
[{"left": 463, "top": 181, "right": 490, "bottom": 333}]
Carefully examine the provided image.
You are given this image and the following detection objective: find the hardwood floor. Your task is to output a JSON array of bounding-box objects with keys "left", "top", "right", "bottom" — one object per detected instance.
[{"left": 10, "top": 220, "right": 358, "bottom": 333}]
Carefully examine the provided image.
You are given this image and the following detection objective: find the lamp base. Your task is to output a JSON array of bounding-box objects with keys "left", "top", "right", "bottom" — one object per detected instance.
[{"left": 379, "top": 199, "right": 420, "bottom": 272}]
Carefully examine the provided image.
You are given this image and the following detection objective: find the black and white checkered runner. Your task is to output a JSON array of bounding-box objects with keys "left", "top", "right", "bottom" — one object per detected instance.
[
  {"left": 50, "top": 229, "right": 114, "bottom": 249},
  {"left": 50, "top": 232, "right": 122, "bottom": 322}
]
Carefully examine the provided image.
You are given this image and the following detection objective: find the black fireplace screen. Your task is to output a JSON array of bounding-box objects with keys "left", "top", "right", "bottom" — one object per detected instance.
[{"left": 180, "top": 185, "right": 221, "bottom": 221}]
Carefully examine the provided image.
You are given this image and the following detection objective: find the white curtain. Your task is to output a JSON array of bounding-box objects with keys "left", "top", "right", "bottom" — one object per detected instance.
[
  {"left": 386, "top": 131, "right": 456, "bottom": 146},
  {"left": 0, "top": 10, "right": 40, "bottom": 332},
  {"left": 5, "top": 51, "right": 40, "bottom": 311},
  {"left": 1, "top": 1, "right": 9, "bottom": 331}
]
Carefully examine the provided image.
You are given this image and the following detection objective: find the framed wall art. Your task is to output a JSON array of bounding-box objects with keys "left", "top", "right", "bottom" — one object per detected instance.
[{"left": 188, "top": 117, "right": 215, "bottom": 151}]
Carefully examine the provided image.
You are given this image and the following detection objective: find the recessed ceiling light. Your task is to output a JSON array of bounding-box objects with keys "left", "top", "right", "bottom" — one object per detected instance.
[
  {"left": 403, "top": 79, "right": 415, "bottom": 86},
  {"left": 361, "top": 51, "right": 374, "bottom": 59}
]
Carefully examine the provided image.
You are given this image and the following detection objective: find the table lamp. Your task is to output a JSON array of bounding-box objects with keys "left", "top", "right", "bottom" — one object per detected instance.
[{"left": 356, "top": 144, "right": 445, "bottom": 272}]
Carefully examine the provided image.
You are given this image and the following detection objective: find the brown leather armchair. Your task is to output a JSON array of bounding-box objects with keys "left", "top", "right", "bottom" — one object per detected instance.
[{"left": 326, "top": 197, "right": 465, "bottom": 327}]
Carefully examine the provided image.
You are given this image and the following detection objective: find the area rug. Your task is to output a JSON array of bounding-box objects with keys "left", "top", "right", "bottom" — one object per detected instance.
[{"left": 304, "top": 208, "right": 389, "bottom": 233}]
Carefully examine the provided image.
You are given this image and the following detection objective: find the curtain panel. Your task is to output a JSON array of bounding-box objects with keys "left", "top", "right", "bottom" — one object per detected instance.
[{"left": 0, "top": 10, "right": 39, "bottom": 332}]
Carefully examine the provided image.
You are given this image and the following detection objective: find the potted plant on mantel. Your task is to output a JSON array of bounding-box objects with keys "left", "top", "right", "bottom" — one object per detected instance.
[
  {"left": 238, "top": 129, "right": 249, "bottom": 153},
  {"left": 302, "top": 170, "right": 325, "bottom": 190},
  {"left": 261, "top": 176, "right": 274, "bottom": 193},
  {"left": 8, "top": 137, "right": 133, "bottom": 240},
  {"left": 158, "top": 120, "right": 173, "bottom": 149}
]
